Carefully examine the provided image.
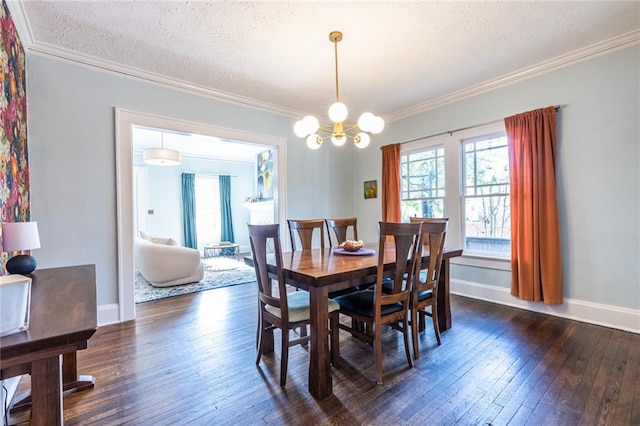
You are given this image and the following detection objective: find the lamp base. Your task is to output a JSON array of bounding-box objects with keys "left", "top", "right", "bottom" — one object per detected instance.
[{"left": 6, "top": 254, "right": 37, "bottom": 275}]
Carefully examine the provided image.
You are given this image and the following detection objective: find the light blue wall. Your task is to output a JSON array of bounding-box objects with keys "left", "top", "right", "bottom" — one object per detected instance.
[
  {"left": 26, "top": 55, "right": 356, "bottom": 305},
  {"left": 133, "top": 153, "right": 254, "bottom": 248},
  {"left": 356, "top": 45, "right": 640, "bottom": 310},
  {"left": 24, "top": 45, "right": 640, "bottom": 313}
]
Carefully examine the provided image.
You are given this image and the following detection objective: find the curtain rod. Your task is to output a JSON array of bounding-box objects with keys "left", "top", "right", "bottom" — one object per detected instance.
[
  {"left": 397, "top": 105, "right": 561, "bottom": 146},
  {"left": 179, "top": 172, "right": 238, "bottom": 177}
]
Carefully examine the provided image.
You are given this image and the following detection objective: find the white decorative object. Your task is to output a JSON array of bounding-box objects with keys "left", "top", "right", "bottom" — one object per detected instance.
[{"left": 0, "top": 274, "right": 31, "bottom": 337}]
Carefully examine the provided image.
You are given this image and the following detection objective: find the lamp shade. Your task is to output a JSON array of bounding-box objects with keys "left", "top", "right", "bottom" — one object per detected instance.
[
  {"left": 2, "top": 222, "right": 41, "bottom": 252},
  {"left": 143, "top": 148, "right": 181, "bottom": 166}
]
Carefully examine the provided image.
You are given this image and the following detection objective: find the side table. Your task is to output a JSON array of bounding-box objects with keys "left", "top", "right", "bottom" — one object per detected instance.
[{"left": 203, "top": 243, "right": 240, "bottom": 271}]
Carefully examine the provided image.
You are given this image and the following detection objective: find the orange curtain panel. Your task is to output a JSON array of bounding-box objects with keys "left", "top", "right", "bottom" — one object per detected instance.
[
  {"left": 381, "top": 143, "right": 401, "bottom": 222},
  {"left": 505, "top": 106, "right": 563, "bottom": 304}
]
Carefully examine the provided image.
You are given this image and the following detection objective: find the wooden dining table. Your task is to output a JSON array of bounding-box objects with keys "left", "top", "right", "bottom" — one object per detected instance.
[{"left": 246, "top": 244, "right": 463, "bottom": 399}]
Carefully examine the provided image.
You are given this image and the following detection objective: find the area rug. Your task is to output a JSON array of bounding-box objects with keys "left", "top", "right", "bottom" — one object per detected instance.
[{"left": 135, "top": 258, "right": 256, "bottom": 303}]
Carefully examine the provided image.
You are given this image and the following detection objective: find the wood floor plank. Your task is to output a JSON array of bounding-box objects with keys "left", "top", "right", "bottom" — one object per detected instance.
[
  {"left": 579, "top": 328, "right": 627, "bottom": 424},
  {"left": 8, "top": 285, "right": 638, "bottom": 425}
]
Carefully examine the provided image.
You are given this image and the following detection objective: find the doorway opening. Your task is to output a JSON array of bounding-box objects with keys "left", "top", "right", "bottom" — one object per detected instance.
[{"left": 116, "top": 109, "right": 287, "bottom": 321}]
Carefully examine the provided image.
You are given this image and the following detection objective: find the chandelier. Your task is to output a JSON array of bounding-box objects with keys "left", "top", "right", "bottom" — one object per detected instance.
[{"left": 294, "top": 31, "right": 385, "bottom": 150}]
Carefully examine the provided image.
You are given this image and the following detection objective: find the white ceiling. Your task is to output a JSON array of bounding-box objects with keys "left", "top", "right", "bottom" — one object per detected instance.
[{"left": 9, "top": 1, "right": 640, "bottom": 158}]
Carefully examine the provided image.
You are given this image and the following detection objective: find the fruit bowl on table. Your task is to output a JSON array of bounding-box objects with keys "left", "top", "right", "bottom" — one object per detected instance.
[{"left": 339, "top": 240, "right": 364, "bottom": 252}]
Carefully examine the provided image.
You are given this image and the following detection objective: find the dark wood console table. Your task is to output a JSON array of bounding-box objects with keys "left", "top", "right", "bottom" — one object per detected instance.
[{"left": 0, "top": 265, "right": 98, "bottom": 425}]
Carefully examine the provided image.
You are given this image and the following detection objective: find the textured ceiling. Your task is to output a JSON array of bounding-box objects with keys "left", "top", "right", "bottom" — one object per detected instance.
[{"left": 13, "top": 1, "right": 640, "bottom": 123}]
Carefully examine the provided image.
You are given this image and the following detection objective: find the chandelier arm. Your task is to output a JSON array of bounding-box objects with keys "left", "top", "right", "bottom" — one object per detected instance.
[
  {"left": 342, "top": 124, "right": 360, "bottom": 133},
  {"left": 318, "top": 133, "right": 358, "bottom": 142},
  {"left": 317, "top": 123, "right": 360, "bottom": 134},
  {"left": 317, "top": 125, "right": 335, "bottom": 134}
]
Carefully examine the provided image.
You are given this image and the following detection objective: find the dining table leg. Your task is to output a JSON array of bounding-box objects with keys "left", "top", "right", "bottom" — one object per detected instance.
[
  {"left": 308, "top": 286, "right": 332, "bottom": 399},
  {"left": 30, "top": 355, "right": 63, "bottom": 426},
  {"left": 438, "top": 258, "right": 452, "bottom": 331}
]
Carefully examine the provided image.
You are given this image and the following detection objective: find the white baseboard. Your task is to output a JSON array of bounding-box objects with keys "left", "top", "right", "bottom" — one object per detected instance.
[
  {"left": 98, "top": 303, "right": 120, "bottom": 326},
  {"left": 451, "top": 279, "right": 640, "bottom": 334}
]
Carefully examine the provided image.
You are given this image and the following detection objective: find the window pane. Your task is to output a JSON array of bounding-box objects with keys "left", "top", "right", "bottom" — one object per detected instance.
[
  {"left": 401, "top": 199, "right": 444, "bottom": 221},
  {"left": 400, "top": 144, "right": 445, "bottom": 223},
  {"left": 464, "top": 195, "right": 510, "bottom": 253},
  {"left": 195, "top": 176, "right": 221, "bottom": 247}
]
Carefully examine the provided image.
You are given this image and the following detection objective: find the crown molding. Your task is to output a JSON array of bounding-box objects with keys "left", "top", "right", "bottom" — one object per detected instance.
[
  {"left": 27, "top": 41, "right": 305, "bottom": 120},
  {"left": 385, "top": 29, "right": 640, "bottom": 123},
  {"left": 5, "top": 0, "right": 34, "bottom": 47}
]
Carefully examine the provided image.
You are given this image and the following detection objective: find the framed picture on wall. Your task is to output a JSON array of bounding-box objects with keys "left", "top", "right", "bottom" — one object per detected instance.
[
  {"left": 257, "top": 150, "right": 274, "bottom": 200},
  {"left": 364, "top": 180, "right": 377, "bottom": 199}
]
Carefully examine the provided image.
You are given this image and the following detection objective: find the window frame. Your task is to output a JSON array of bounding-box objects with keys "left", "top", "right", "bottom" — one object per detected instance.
[{"left": 400, "top": 121, "right": 511, "bottom": 270}]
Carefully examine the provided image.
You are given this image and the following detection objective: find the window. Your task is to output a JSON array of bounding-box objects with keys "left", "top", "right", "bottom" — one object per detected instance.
[
  {"left": 401, "top": 146, "right": 445, "bottom": 221},
  {"left": 195, "top": 176, "right": 221, "bottom": 248},
  {"left": 400, "top": 122, "right": 510, "bottom": 261},
  {"left": 462, "top": 132, "right": 510, "bottom": 254}
]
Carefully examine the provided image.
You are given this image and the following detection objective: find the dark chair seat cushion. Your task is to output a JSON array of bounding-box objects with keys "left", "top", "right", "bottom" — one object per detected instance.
[
  {"left": 329, "top": 286, "right": 360, "bottom": 298},
  {"left": 334, "top": 290, "right": 403, "bottom": 317},
  {"left": 381, "top": 278, "right": 394, "bottom": 294},
  {"left": 417, "top": 290, "right": 434, "bottom": 301}
]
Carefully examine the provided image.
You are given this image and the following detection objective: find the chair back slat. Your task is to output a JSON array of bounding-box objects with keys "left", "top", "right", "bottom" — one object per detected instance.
[
  {"left": 248, "top": 223, "right": 288, "bottom": 318},
  {"left": 325, "top": 218, "right": 358, "bottom": 247},
  {"left": 287, "top": 219, "right": 325, "bottom": 251}
]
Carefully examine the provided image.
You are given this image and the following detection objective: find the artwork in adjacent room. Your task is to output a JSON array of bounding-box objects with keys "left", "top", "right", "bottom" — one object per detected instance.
[
  {"left": 364, "top": 180, "right": 377, "bottom": 199},
  {"left": 257, "top": 149, "right": 274, "bottom": 200},
  {"left": 0, "top": 0, "right": 30, "bottom": 273}
]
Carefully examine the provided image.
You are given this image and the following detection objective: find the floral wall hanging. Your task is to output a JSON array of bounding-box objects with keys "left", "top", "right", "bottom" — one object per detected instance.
[{"left": 0, "top": 0, "right": 29, "bottom": 272}]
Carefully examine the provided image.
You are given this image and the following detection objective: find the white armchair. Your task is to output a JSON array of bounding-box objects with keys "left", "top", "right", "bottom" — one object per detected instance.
[{"left": 134, "top": 237, "right": 204, "bottom": 287}]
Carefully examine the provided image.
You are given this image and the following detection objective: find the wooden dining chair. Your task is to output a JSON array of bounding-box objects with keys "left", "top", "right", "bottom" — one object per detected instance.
[
  {"left": 325, "top": 217, "right": 358, "bottom": 247},
  {"left": 333, "top": 221, "right": 423, "bottom": 384},
  {"left": 287, "top": 219, "right": 325, "bottom": 251},
  {"left": 408, "top": 217, "right": 448, "bottom": 358},
  {"left": 247, "top": 223, "right": 340, "bottom": 387}
]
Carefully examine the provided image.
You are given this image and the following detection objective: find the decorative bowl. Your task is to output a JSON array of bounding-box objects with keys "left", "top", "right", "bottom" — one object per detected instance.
[{"left": 340, "top": 240, "right": 364, "bottom": 252}]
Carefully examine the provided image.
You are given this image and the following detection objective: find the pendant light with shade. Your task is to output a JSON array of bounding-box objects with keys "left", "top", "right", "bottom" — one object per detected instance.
[{"left": 143, "top": 132, "right": 181, "bottom": 166}]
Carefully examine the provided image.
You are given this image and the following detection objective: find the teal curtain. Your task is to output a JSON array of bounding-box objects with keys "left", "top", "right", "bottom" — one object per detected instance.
[
  {"left": 181, "top": 173, "right": 197, "bottom": 249},
  {"left": 219, "top": 175, "right": 235, "bottom": 246}
]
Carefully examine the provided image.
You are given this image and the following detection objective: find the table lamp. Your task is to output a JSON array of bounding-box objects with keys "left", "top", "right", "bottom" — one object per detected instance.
[{"left": 2, "top": 221, "right": 41, "bottom": 275}]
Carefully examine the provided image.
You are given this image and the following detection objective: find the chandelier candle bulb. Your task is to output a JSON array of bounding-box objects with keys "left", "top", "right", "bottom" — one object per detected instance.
[{"left": 294, "top": 31, "right": 384, "bottom": 150}]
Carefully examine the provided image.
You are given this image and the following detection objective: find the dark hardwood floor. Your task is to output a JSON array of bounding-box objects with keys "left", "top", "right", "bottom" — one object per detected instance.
[{"left": 10, "top": 284, "right": 640, "bottom": 425}]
